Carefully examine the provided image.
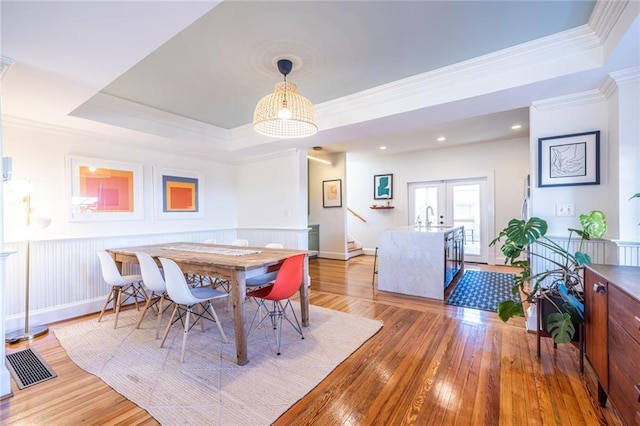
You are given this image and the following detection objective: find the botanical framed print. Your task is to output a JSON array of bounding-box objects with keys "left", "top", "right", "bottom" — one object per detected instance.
[
  {"left": 68, "top": 155, "right": 143, "bottom": 221},
  {"left": 538, "top": 131, "right": 600, "bottom": 188},
  {"left": 322, "top": 179, "right": 342, "bottom": 208},
  {"left": 154, "top": 167, "right": 204, "bottom": 219},
  {"left": 374, "top": 173, "right": 393, "bottom": 200}
]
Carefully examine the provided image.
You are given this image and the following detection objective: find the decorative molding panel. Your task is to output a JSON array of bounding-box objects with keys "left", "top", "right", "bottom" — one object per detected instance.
[
  {"left": 3, "top": 226, "right": 310, "bottom": 334},
  {"left": 3, "top": 230, "right": 233, "bottom": 332},
  {"left": 614, "top": 240, "right": 640, "bottom": 266},
  {"left": 531, "top": 237, "right": 613, "bottom": 288}
]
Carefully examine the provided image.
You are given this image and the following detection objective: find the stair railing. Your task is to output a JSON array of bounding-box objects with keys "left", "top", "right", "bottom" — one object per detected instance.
[{"left": 347, "top": 207, "right": 366, "bottom": 223}]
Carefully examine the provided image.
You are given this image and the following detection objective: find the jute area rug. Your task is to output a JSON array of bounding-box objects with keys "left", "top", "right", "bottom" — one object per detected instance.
[{"left": 53, "top": 301, "right": 383, "bottom": 425}]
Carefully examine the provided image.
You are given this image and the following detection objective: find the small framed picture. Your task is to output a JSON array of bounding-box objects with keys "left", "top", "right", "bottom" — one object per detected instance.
[
  {"left": 322, "top": 179, "right": 342, "bottom": 208},
  {"left": 153, "top": 167, "right": 204, "bottom": 220},
  {"left": 538, "top": 131, "right": 600, "bottom": 188},
  {"left": 374, "top": 174, "right": 393, "bottom": 200}
]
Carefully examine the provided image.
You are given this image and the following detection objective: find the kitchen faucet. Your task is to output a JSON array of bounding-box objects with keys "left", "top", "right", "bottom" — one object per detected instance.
[{"left": 426, "top": 205, "right": 434, "bottom": 226}]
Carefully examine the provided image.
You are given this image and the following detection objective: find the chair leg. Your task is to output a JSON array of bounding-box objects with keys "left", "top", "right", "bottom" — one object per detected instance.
[
  {"left": 275, "top": 302, "right": 283, "bottom": 355},
  {"left": 197, "top": 303, "right": 205, "bottom": 332},
  {"left": 181, "top": 308, "right": 192, "bottom": 363},
  {"left": 155, "top": 296, "right": 165, "bottom": 339},
  {"left": 135, "top": 292, "right": 156, "bottom": 329},
  {"left": 114, "top": 287, "right": 123, "bottom": 329},
  {"left": 282, "top": 299, "right": 304, "bottom": 339},
  {"left": 160, "top": 304, "right": 179, "bottom": 348},
  {"left": 207, "top": 302, "right": 227, "bottom": 343},
  {"left": 97, "top": 287, "right": 116, "bottom": 323}
]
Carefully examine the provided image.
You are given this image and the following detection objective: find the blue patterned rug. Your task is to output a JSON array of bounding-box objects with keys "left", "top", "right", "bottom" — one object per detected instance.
[{"left": 446, "top": 270, "right": 521, "bottom": 314}]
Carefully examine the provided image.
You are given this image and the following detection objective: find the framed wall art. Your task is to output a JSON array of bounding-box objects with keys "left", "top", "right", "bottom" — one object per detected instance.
[
  {"left": 322, "top": 179, "right": 342, "bottom": 208},
  {"left": 154, "top": 167, "right": 204, "bottom": 219},
  {"left": 538, "top": 131, "right": 600, "bottom": 188},
  {"left": 67, "top": 155, "right": 143, "bottom": 221},
  {"left": 374, "top": 173, "right": 393, "bottom": 200}
]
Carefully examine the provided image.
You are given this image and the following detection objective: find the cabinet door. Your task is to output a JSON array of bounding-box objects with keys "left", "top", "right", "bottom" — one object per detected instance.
[{"left": 584, "top": 268, "right": 608, "bottom": 390}]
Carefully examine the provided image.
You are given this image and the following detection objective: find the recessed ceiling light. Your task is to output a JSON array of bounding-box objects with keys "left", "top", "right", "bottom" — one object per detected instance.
[
  {"left": 437, "top": 136, "right": 446, "bottom": 142},
  {"left": 379, "top": 146, "right": 387, "bottom": 150},
  {"left": 511, "top": 124, "right": 522, "bottom": 130}
]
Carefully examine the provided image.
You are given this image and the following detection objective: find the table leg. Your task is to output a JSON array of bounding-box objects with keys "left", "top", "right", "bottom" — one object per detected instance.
[
  {"left": 300, "top": 256, "right": 310, "bottom": 327},
  {"left": 232, "top": 270, "right": 248, "bottom": 365}
]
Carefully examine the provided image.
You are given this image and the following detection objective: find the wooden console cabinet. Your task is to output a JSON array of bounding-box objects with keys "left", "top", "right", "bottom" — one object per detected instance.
[{"left": 584, "top": 264, "right": 640, "bottom": 425}]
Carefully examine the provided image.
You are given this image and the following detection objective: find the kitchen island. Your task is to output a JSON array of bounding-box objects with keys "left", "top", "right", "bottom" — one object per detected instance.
[{"left": 377, "top": 225, "right": 464, "bottom": 300}]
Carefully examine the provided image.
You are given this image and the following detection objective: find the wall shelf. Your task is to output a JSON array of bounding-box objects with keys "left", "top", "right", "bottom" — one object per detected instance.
[{"left": 370, "top": 206, "right": 394, "bottom": 210}]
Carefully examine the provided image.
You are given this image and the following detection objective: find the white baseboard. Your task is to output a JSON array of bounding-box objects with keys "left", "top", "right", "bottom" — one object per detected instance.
[{"left": 5, "top": 298, "right": 107, "bottom": 334}]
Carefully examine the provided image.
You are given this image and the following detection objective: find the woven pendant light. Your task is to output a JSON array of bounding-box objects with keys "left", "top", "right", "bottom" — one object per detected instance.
[{"left": 253, "top": 59, "right": 318, "bottom": 139}]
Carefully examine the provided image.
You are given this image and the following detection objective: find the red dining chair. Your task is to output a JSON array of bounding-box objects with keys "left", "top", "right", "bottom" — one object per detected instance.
[{"left": 246, "top": 253, "right": 305, "bottom": 355}]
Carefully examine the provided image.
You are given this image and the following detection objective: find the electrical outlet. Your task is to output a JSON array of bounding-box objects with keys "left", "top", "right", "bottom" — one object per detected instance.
[{"left": 556, "top": 203, "right": 575, "bottom": 217}]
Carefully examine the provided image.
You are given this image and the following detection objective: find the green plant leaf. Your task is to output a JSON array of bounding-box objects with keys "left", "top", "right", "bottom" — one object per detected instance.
[
  {"left": 574, "top": 251, "right": 591, "bottom": 265},
  {"left": 629, "top": 193, "right": 640, "bottom": 200},
  {"left": 497, "top": 300, "right": 523, "bottom": 322},
  {"left": 546, "top": 312, "right": 576, "bottom": 344},
  {"left": 579, "top": 210, "right": 607, "bottom": 238},
  {"left": 504, "top": 217, "right": 548, "bottom": 245}
]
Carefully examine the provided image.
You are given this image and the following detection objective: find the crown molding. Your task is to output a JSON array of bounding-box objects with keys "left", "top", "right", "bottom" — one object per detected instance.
[
  {"left": 71, "top": 92, "right": 232, "bottom": 148},
  {"left": 313, "top": 25, "right": 601, "bottom": 125},
  {"left": 0, "top": 56, "right": 15, "bottom": 80},
  {"left": 531, "top": 89, "right": 606, "bottom": 111},
  {"left": 2, "top": 115, "right": 236, "bottom": 162},
  {"left": 600, "top": 75, "right": 618, "bottom": 99},
  {"left": 589, "top": 0, "right": 631, "bottom": 43},
  {"left": 609, "top": 66, "right": 640, "bottom": 85},
  {"left": 232, "top": 147, "right": 300, "bottom": 166},
  {"left": 600, "top": 66, "right": 640, "bottom": 99}
]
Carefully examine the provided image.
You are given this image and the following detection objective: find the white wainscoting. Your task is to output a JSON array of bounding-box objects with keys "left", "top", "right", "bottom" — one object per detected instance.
[
  {"left": 531, "top": 237, "right": 617, "bottom": 287},
  {"left": 615, "top": 241, "right": 640, "bottom": 266},
  {"left": 3, "top": 227, "right": 310, "bottom": 333}
]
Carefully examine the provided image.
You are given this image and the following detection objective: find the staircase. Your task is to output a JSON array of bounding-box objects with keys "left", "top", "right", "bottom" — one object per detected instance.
[{"left": 347, "top": 239, "right": 364, "bottom": 259}]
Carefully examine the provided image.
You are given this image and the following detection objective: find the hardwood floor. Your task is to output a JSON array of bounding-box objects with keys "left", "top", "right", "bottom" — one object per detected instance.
[{"left": 1, "top": 256, "right": 622, "bottom": 425}]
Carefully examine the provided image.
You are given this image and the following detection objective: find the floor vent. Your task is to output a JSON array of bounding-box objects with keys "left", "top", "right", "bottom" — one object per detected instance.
[{"left": 5, "top": 348, "right": 57, "bottom": 389}]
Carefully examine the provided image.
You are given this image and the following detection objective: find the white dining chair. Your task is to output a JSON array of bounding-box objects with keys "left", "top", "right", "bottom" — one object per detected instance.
[
  {"left": 204, "top": 239, "right": 216, "bottom": 244},
  {"left": 96, "top": 250, "right": 146, "bottom": 329},
  {"left": 231, "top": 239, "right": 249, "bottom": 247},
  {"left": 265, "top": 243, "right": 283, "bottom": 249},
  {"left": 134, "top": 252, "right": 173, "bottom": 338},
  {"left": 159, "top": 257, "right": 228, "bottom": 362}
]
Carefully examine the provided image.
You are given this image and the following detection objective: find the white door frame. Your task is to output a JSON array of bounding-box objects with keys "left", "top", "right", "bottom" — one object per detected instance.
[{"left": 407, "top": 173, "right": 496, "bottom": 265}]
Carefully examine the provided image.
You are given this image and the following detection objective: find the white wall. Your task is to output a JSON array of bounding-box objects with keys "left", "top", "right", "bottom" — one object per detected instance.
[
  {"left": 614, "top": 77, "right": 640, "bottom": 241},
  {"left": 3, "top": 120, "right": 238, "bottom": 240},
  {"left": 346, "top": 137, "right": 530, "bottom": 262},
  {"left": 308, "top": 153, "right": 347, "bottom": 259},
  {"left": 234, "top": 149, "right": 310, "bottom": 249},
  {"left": 530, "top": 96, "right": 614, "bottom": 237}
]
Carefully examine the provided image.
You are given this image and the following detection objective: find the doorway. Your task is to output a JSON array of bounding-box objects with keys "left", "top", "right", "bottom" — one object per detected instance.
[{"left": 408, "top": 178, "right": 488, "bottom": 263}]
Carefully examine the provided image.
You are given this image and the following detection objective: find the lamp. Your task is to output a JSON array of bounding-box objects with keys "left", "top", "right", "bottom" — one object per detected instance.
[
  {"left": 253, "top": 59, "right": 318, "bottom": 139},
  {"left": 5, "top": 182, "right": 51, "bottom": 343}
]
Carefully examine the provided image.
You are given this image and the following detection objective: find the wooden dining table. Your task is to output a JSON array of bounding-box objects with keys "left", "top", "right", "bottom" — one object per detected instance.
[{"left": 106, "top": 242, "right": 310, "bottom": 365}]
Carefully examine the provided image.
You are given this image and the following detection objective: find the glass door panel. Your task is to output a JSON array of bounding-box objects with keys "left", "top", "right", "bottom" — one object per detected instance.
[{"left": 408, "top": 178, "right": 487, "bottom": 263}]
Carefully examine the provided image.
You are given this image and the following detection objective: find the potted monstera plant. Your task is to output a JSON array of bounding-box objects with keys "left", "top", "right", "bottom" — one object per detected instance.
[{"left": 490, "top": 210, "right": 607, "bottom": 344}]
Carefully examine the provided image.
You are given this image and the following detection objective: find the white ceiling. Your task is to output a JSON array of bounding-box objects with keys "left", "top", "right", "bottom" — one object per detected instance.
[{"left": 1, "top": 1, "right": 639, "bottom": 162}]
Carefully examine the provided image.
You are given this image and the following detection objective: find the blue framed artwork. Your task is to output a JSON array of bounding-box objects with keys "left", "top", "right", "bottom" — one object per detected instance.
[
  {"left": 374, "top": 173, "right": 393, "bottom": 200},
  {"left": 538, "top": 131, "right": 600, "bottom": 188}
]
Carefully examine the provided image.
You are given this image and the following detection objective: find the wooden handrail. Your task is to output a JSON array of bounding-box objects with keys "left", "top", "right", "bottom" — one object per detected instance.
[{"left": 347, "top": 207, "right": 366, "bottom": 223}]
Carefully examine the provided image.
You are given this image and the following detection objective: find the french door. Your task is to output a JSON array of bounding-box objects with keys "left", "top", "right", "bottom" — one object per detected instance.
[{"left": 408, "top": 178, "right": 488, "bottom": 263}]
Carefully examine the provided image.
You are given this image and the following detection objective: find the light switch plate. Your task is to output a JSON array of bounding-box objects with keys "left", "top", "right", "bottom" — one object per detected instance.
[{"left": 556, "top": 203, "right": 575, "bottom": 216}]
